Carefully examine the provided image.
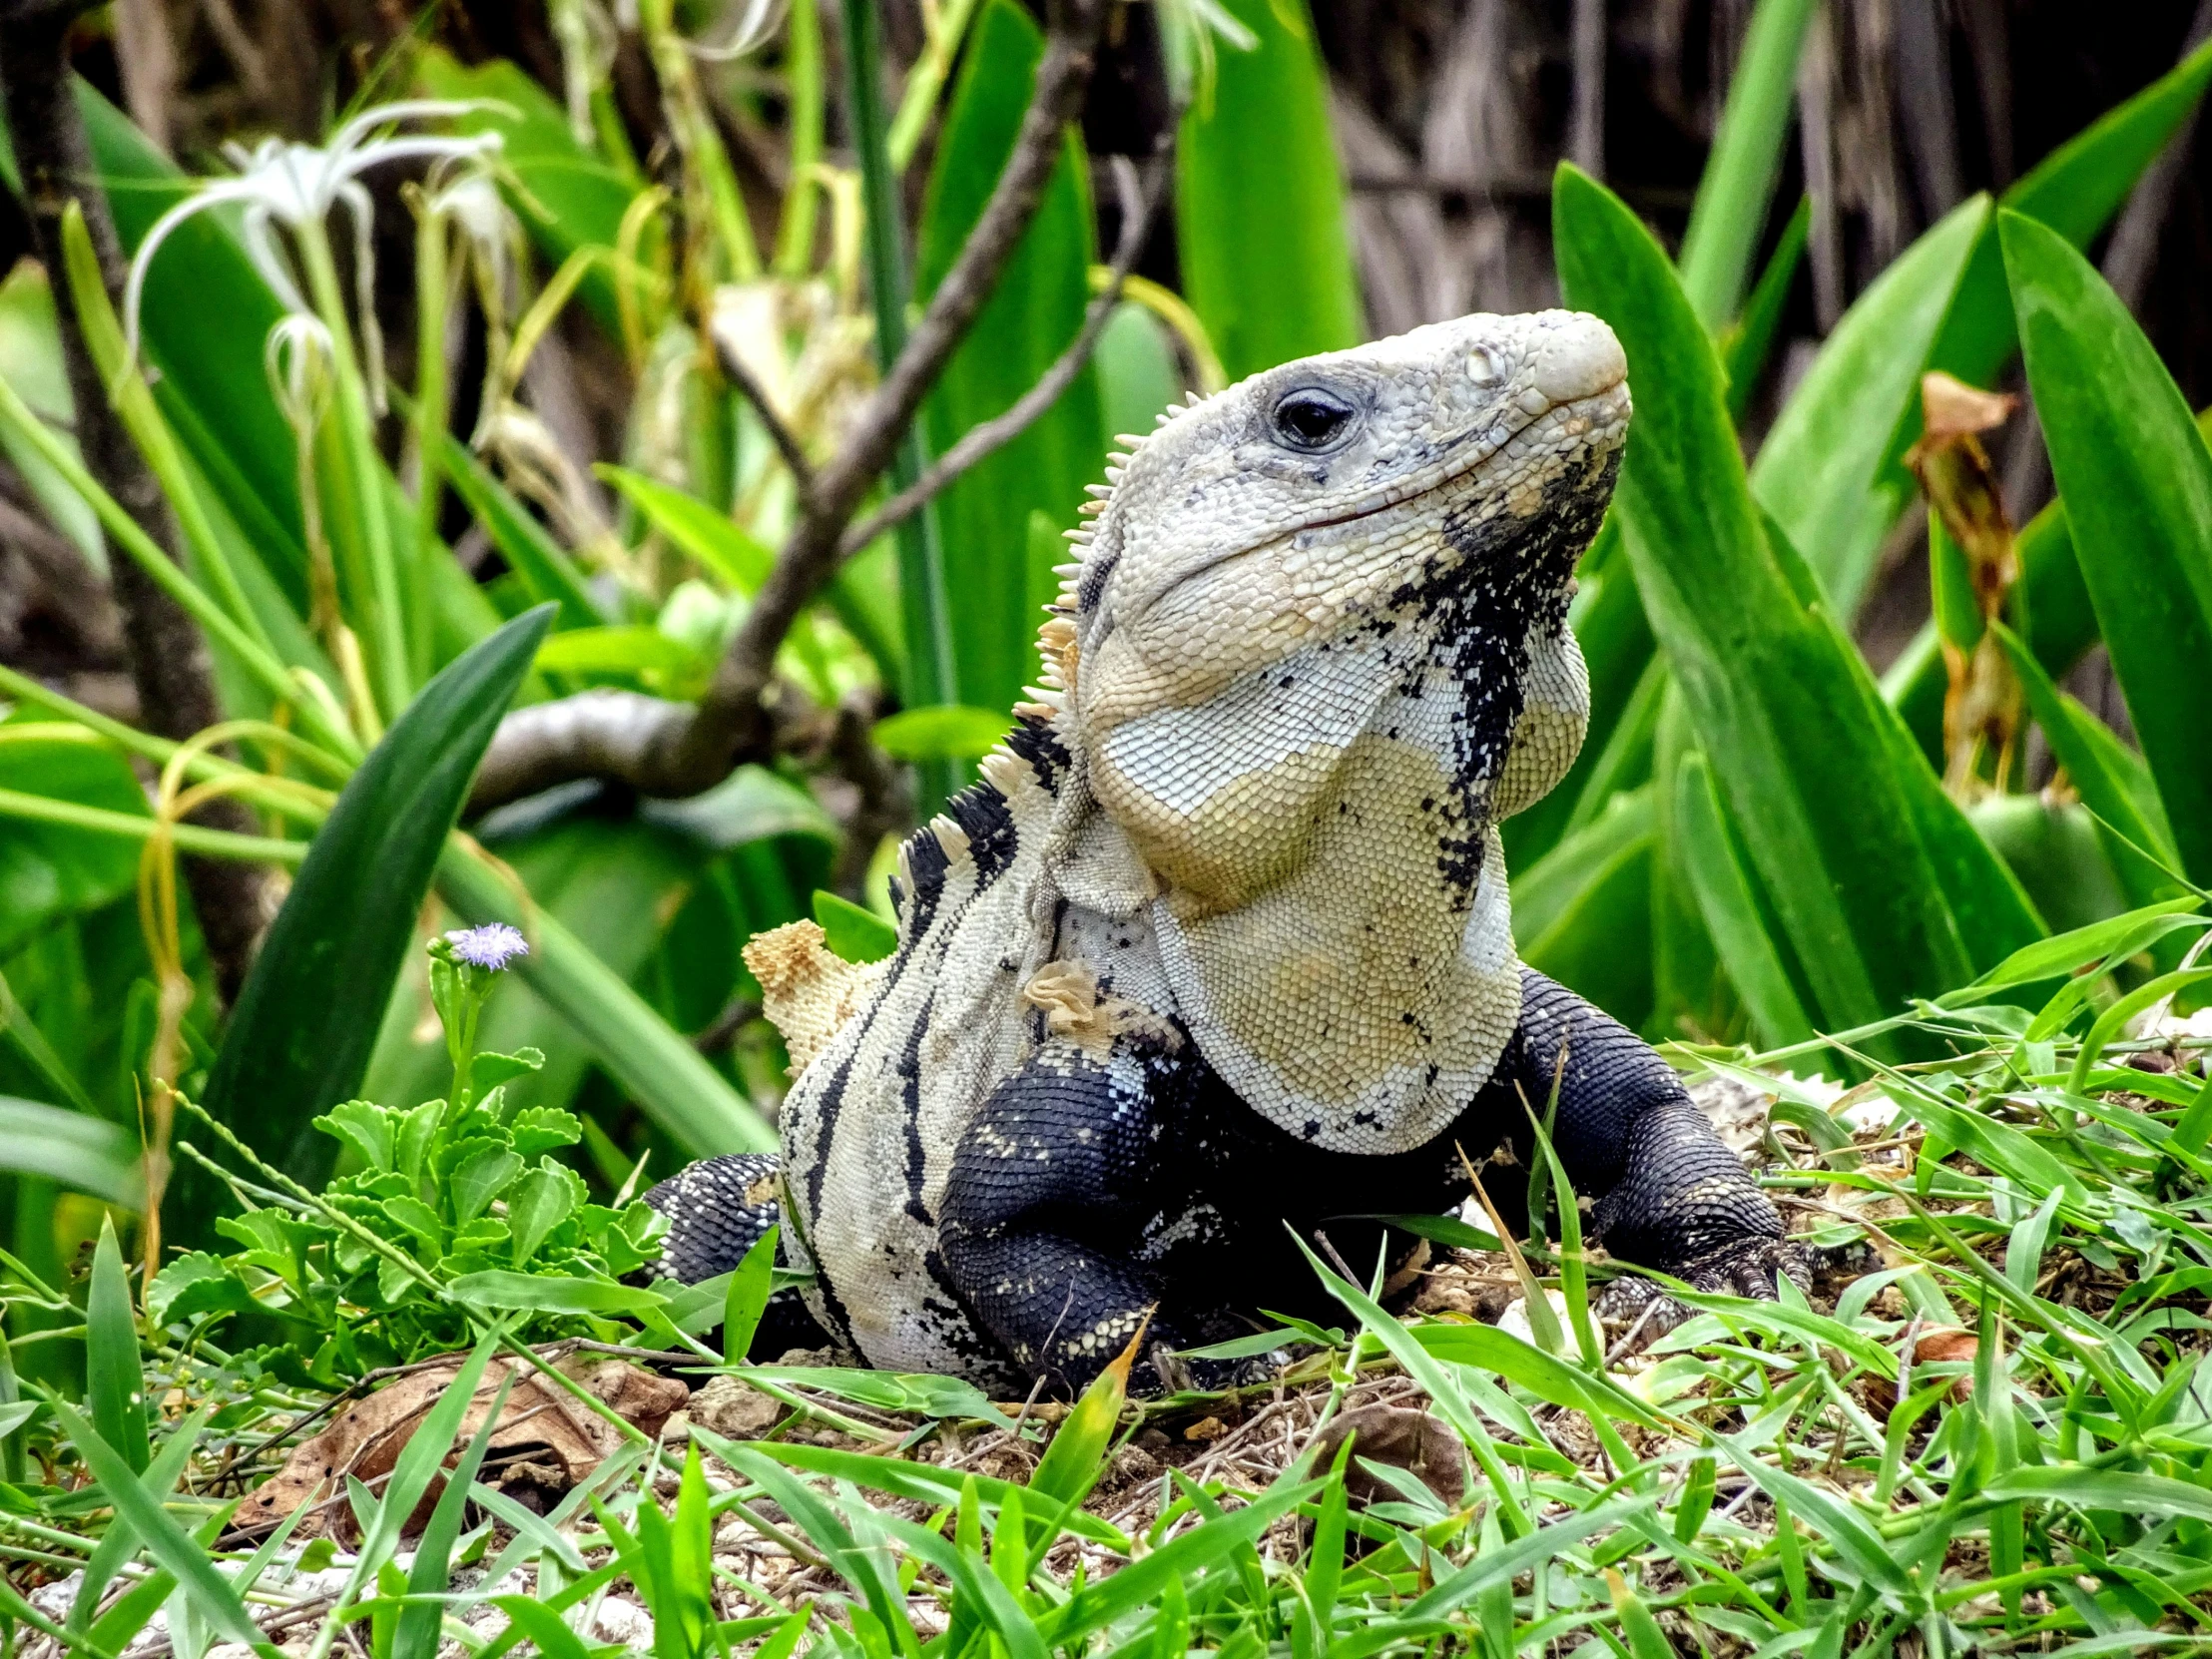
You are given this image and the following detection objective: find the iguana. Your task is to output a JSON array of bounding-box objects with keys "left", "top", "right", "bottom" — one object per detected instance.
[{"left": 644, "top": 309, "right": 1806, "bottom": 1394}]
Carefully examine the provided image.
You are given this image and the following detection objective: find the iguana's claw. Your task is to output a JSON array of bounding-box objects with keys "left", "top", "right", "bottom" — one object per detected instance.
[{"left": 1596, "top": 1237, "right": 1815, "bottom": 1349}]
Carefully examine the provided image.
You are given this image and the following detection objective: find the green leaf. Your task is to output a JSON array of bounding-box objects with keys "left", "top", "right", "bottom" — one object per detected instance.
[
  {"left": 445, "top": 1270, "right": 667, "bottom": 1317},
  {"left": 0, "top": 734, "right": 146, "bottom": 953},
  {"left": 1095, "top": 301, "right": 1185, "bottom": 441},
  {"left": 314, "top": 1100, "right": 395, "bottom": 1175},
  {"left": 1553, "top": 165, "right": 2038, "bottom": 1038},
  {"left": 392, "top": 1375, "right": 512, "bottom": 1659},
  {"left": 2001, "top": 209, "right": 2212, "bottom": 886},
  {"left": 41, "top": 1395, "right": 273, "bottom": 1655},
  {"left": 1719, "top": 1432, "right": 1913, "bottom": 1595},
  {"left": 1994, "top": 625, "right": 2183, "bottom": 907},
  {"left": 915, "top": 0, "right": 1108, "bottom": 719},
  {"left": 814, "top": 890, "right": 898, "bottom": 964},
  {"left": 451, "top": 1145, "right": 524, "bottom": 1225},
  {"left": 1672, "top": 750, "right": 1815, "bottom": 1047},
  {"left": 0, "top": 1097, "right": 143, "bottom": 1209},
  {"left": 870, "top": 705, "right": 1014, "bottom": 762},
  {"left": 1173, "top": 0, "right": 1361, "bottom": 382},
  {"left": 723, "top": 1225, "right": 779, "bottom": 1364},
  {"left": 1984, "top": 1466, "right": 2212, "bottom": 1524},
  {"left": 1411, "top": 1322, "right": 1664, "bottom": 1430},
  {"left": 1948, "top": 890, "right": 2200, "bottom": 1003},
  {"left": 433, "top": 431, "right": 606, "bottom": 631},
  {"left": 1750, "top": 196, "right": 1990, "bottom": 612},
  {"left": 1676, "top": 0, "right": 1818, "bottom": 329},
  {"left": 86, "top": 1217, "right": 149, "bottom": 1474},
  {"left": 507, "top": 1160, "right": 580, "bottom": 1269},
  {"left": 1722, "top": 196, "right": 1809, "bottom": 421},
  {"left": 1512, "top": 787, "right": 1655, "bottom": 1031},
  {"left": 0, "top": 263, "right": 100, "bottom": 563},
  {"left": 195, "top": 606, "right": 555, "bottom": 1207}
]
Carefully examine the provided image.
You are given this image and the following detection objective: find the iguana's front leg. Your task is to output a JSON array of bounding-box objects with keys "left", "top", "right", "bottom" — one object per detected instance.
[
  {"left": 938, "top": 1040, "right": 1210, "bottom": 1396},
  {"left": 1502, "top": 970, "right": 1807, "bottom": 1301}
]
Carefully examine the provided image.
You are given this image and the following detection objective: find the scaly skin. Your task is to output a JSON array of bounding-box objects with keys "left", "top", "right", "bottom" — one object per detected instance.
[{"left": 646, "top": 310, "right": 1807, "bottom": 1393}]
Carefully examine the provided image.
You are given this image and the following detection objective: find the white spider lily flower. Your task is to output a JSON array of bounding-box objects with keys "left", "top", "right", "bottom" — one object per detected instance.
[{"left": 122, "top": 101, "right": 506, "bottom": 408}]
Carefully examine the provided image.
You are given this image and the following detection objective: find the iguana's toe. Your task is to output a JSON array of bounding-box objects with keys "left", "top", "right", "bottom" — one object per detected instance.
[
  {"left": 1678, "top": 1236, "right": 1815, "bottom": 1300},
  {"left": 1595, "top": 1237, "right": 1816, "bottom": 1350}
]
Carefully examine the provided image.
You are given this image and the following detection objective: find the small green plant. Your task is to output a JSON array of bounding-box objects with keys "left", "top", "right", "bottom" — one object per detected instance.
[{"left": 151, "top": 924, "right": 667, "bottom": 1381}]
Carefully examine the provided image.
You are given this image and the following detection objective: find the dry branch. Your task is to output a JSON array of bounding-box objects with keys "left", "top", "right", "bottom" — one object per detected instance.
[
  {"left": 469, "top": 0, "right": 1113, "bottom": 813},
  {"left": 0, "top": 0, "right": 272, "bottom": 1005}
]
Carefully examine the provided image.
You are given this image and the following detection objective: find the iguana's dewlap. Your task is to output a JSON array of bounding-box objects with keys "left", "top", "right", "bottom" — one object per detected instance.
[{"left": 647, "top": 310, "right": 1801, "bottom": 1393}]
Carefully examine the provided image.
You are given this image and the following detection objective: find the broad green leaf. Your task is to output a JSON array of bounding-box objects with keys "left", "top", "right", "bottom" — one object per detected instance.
[
  {"left": 31, "top": 79, "right": 308, "bottom": 590},
  {"left": 870, "top": 704, "right": 1013, "bottom": 762},
  {"left": 1676, "top": 0, "right": 1817, "bottom": 328},
  {"left": 1027, "top": 1323, "right": 1138, "bottom": 1516},
  {"left": 195, "top": 606, "right": 554, "bottom": 1205},
  {"left": 1513, "top": 787, "right": 1655, "bottom": 1030},
  {"left": 0, "top": 1097, "right": 142, "bottom": 1210},
  {"left": 507, "top": 1160, "right": 579, "bottom": 1268},
  {"left": 815, "top": 889, "right": 898, "bottom": 963},
  {"left": 534, "top": 625, "right": 704, "bottom": 683},
  {"left": 1672, "top": 750, "right": 1814, "bottom": 1047},
  {"left": 1094, "top": 300, "right": 1184, "bottom": 441},
  {"left": 2002, "top": 209, "right": 2212, "bottom": 886},
  {"left": 1932, "top": 35, "right": 2212, "bottom": 401},
  {"left": 451, "top": 1145, "right": 523, "bottom": 1224},
  {"left": 87, "top": 1216, "right": 150, "bottom": 1473},
  {"left": 915, "top": 0, "right": 1107, "bottom": 719},
  {"left": 445, "top": 1269, "right": 667, "bottom": 1317},
  {"left": 1750, "top": 196, "right": 1989, "bottom": 612},
  {"left": 1989, "top": 631, "right": 2181, "bottom": 908},
  {"left": 1174, "top": 0, "right": 1361, "bottom": 381},
  {"left": 1722, "top": 196, "right": 1809, "bottom": 422},
  {"left": 0, "top": 733, "right": 146, "bottom": 953},
  {"left": 722, "top": 1225, "right": 779, "bottom": 1363},
  {"left": 599, "top": 464, "right": 774, "bottom": 591},
  {"left": 599, "top": 470, "right": 902, "bottom": 691},
  {"left": 1554, "top": 166, "right": 2038, "bottom": 1037}
]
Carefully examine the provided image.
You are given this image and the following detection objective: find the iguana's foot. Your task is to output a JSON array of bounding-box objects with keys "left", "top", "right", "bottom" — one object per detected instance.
[{"left": 1595, "top": 1237, "right": 1814, "bottom": 1348}]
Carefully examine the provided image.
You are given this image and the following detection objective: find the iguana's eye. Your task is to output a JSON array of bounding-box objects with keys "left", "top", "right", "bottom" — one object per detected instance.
[{"left": 1270, "top": 388, "right": 1357, "bottom": 452}]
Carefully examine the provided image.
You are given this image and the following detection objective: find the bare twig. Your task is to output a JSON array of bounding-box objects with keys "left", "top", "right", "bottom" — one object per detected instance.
[
  {"left": 469, "top": 0, "right": 1111, "bottom": 813},
  {"left": 839, "top": 150, "right": 1166, "bottom": 557},
  {"left": 0, "top": 0, "right": 273, "bottom": 1006},
  {"left": 711, "top": 331, "right": 815, "bottom": 493}
]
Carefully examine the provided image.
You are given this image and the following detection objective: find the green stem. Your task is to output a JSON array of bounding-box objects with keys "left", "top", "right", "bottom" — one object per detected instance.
[
  {"left": 435, "top": 849, "right": 776, "bottom": 1155},
  {"left": 295, "top": 218, "right": 411, "bottom": 723},
  {"left": 411, "top": 209, "right": 452, "bottom": 673},
  {"left": 56, "top": 204, "right": 277, "bottom": 665},
  {"left": 773, "top": 0, "right": 825, "bottom": 276},
  {"left": 839, "top": 0, "right": 958, "bottom": 813},
  {"left": 0, "top": 787, "right": 307, "bottom": 863},
  {"left": 0, "top": 370, "right": 356, "bottom": 760}
]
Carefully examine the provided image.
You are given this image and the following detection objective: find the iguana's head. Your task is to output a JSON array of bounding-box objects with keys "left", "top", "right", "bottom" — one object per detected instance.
[{"left": 1036, "top": 310, "right": 1630, "bottom": 1152}]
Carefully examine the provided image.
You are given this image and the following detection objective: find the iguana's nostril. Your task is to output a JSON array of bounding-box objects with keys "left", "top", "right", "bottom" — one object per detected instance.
[{"left": 1530, "top": 320, "right": 1626, "bottom": 405}]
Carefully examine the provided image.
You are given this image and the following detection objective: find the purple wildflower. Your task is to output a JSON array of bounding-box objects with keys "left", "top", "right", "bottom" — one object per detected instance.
[{"left": 445, "top": 923, "right": 529, "bottom": 971}]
